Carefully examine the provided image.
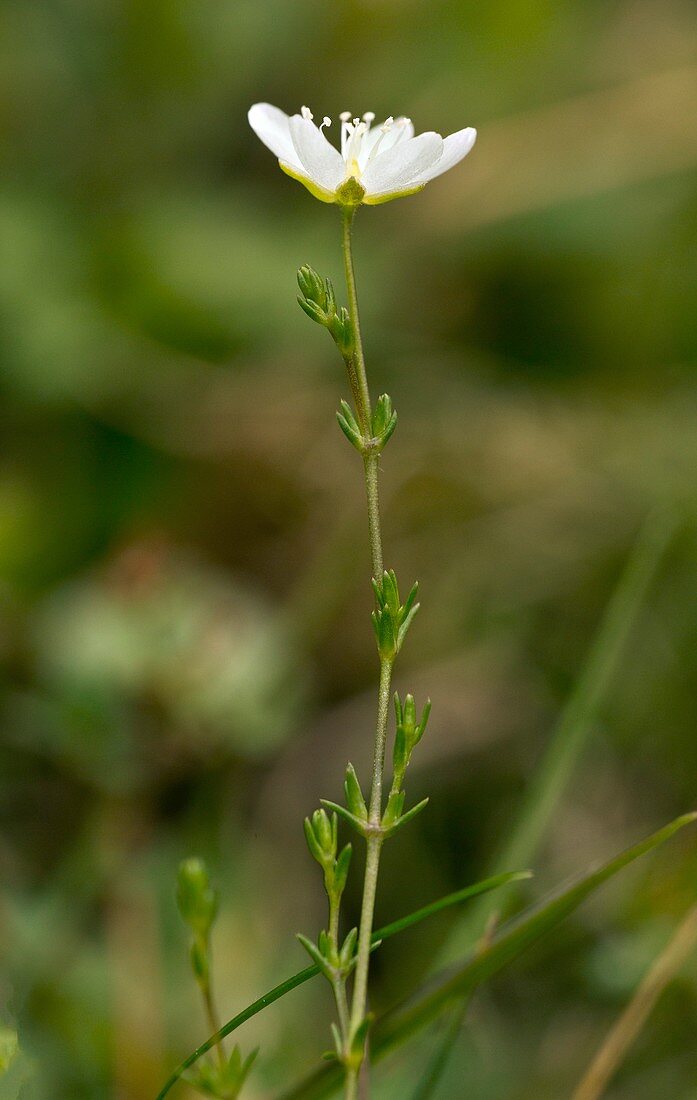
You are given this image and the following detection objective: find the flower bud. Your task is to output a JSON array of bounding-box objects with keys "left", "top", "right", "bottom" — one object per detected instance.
[{"left": 176, "top": 858, "right": 218, "bottom": 939}]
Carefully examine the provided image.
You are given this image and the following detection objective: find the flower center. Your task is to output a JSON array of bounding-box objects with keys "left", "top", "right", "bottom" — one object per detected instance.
[{"left": 302, "top": 107, "right": 411, "bottom": 182}]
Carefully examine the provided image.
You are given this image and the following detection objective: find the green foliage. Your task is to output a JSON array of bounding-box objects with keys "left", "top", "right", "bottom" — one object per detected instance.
[{"left": 281, "top": 815, "right": 697, "bottom": 1099}]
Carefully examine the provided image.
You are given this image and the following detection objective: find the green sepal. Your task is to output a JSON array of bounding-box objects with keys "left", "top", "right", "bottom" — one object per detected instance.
[
  {"left": 320, "top": 799, "right": 370, "bottom": 837},
  {"left": 336, "top": 176, "right": 366, "bottom": 207},
  {"left": 344, "top": 763, "right": 368, "bottom": 821}
]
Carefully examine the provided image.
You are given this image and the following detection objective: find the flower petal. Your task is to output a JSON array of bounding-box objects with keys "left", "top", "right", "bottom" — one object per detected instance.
[
  {"left": 248, "top": 103, "right": 302, "bottom": 170},
  {"left": 410, "top": 127, "right": 477, "bottom": 184},
  {"left": 288, "top": 115, "right": 346, "bottom": 194},
  {"left": 360, "top": 132, "right": 443, "bottom": 199},
  {"left": 358, "top": 117, "right": 415, "bottom": 169}
]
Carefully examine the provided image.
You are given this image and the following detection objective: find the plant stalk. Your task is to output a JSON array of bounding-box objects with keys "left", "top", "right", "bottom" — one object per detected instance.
[{"left": 340, "top": 206, "right": 392, "bottom": 1096}]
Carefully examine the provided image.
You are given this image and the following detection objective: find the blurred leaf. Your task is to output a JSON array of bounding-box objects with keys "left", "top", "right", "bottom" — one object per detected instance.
[{"left": 0, "top": 1028, "right": 19, "bottom": 1073}]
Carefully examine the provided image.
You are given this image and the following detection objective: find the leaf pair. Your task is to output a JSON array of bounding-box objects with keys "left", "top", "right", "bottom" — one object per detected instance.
[{"left": 337, "top": 394, "right": 397, "bottom": 455}]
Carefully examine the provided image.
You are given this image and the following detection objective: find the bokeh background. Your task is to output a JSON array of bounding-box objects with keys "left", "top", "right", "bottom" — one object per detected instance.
[{"left": 2, "top": 0, "right": 697, "bottom": 1097}]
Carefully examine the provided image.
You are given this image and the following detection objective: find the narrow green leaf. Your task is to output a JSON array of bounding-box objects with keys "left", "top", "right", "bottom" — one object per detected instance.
[
  {"left": 155, "top": 871, "right": 526, "bottom": 1099},
  {"left": 319, "top": 800, "right": 368, "bottom": 836},
  {"left": 383, "top": 797, "right": 429, "bottom": 837},
  {"left": 344, "top": 764, "right": 368, "bottom": 821},
  {"left": 380, "top": 411, "right": 398, "bottom": 447},
  {"left": 296, "top": 934, "right": 332, "bottom": 978}
]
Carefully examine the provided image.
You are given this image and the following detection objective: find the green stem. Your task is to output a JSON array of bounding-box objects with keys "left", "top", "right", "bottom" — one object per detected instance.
[
  {"left": 327, "top": 891, "right": 350, "bottom": 1048},
  {"left": 341, "top": 206, "right": 373, "bottom": 435},
  {"left": 340, "top": 205, "right": 392, "bottom": 1097},
  {"left": 363, "top": 454, "right": 384, "bottom": 581},
  {"left": 341, "top": 206, "right": 383, "bottom": 581},
  {"left": 347, "top": 658, "right": 393, "bottom": 1065},
  {"left": 200, "top": 971, "right": 225, "bottom": 1070}
]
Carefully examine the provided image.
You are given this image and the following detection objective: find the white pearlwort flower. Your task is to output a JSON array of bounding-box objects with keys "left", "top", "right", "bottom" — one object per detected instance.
[{"left": 248, "top": 103, "right": 476, "bottom": 206}]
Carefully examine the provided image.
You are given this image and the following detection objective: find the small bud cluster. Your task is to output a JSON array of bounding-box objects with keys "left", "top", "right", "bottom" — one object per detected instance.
[
  {"left": 337, "top": 393, "right": 397, "bottom": 455},
  {"left": 297, "top": 266, "right": 353, "bottom": 357},
  {"left": 298, "top": 810, "right": 357, "bottom": 1065},
  {"left": 371, "top": 569, "right": 420, "bottom": 661},
  {"left": 177, "top": 859, "right": 257, "bottom": 1099},
  {"left": 383, "top": 693, "right": 431, "bottom": 832},
  {"left": 303, "top": 809, "right": 353, "bottom": 913}
]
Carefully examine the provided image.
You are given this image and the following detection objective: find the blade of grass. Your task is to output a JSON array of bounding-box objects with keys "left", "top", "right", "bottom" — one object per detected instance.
[
  {"left": 280, "top": 813, "right": 696, "bottom": 1100},
  {"left": 444, "top": 507, "right": 678, "bottom": 962},
  {"left": 572, "top": 903, "right": 697, "bottom": 1100},
  {"left": 155, "top": 871, "right": 526, "bottom": 1099},
  {"left": 412, "top": 509, "right": 677, "bottom": 1099}
]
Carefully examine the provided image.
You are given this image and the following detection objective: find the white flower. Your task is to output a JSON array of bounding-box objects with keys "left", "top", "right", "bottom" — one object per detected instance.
[{"left": 248, "top": 103, "right": 476, "bottom": 206}]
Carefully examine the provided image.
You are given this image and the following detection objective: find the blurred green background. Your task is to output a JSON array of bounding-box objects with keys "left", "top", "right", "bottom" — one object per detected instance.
[{"left": 2, "top": 0, "right": 697, "bottom": 1097}]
